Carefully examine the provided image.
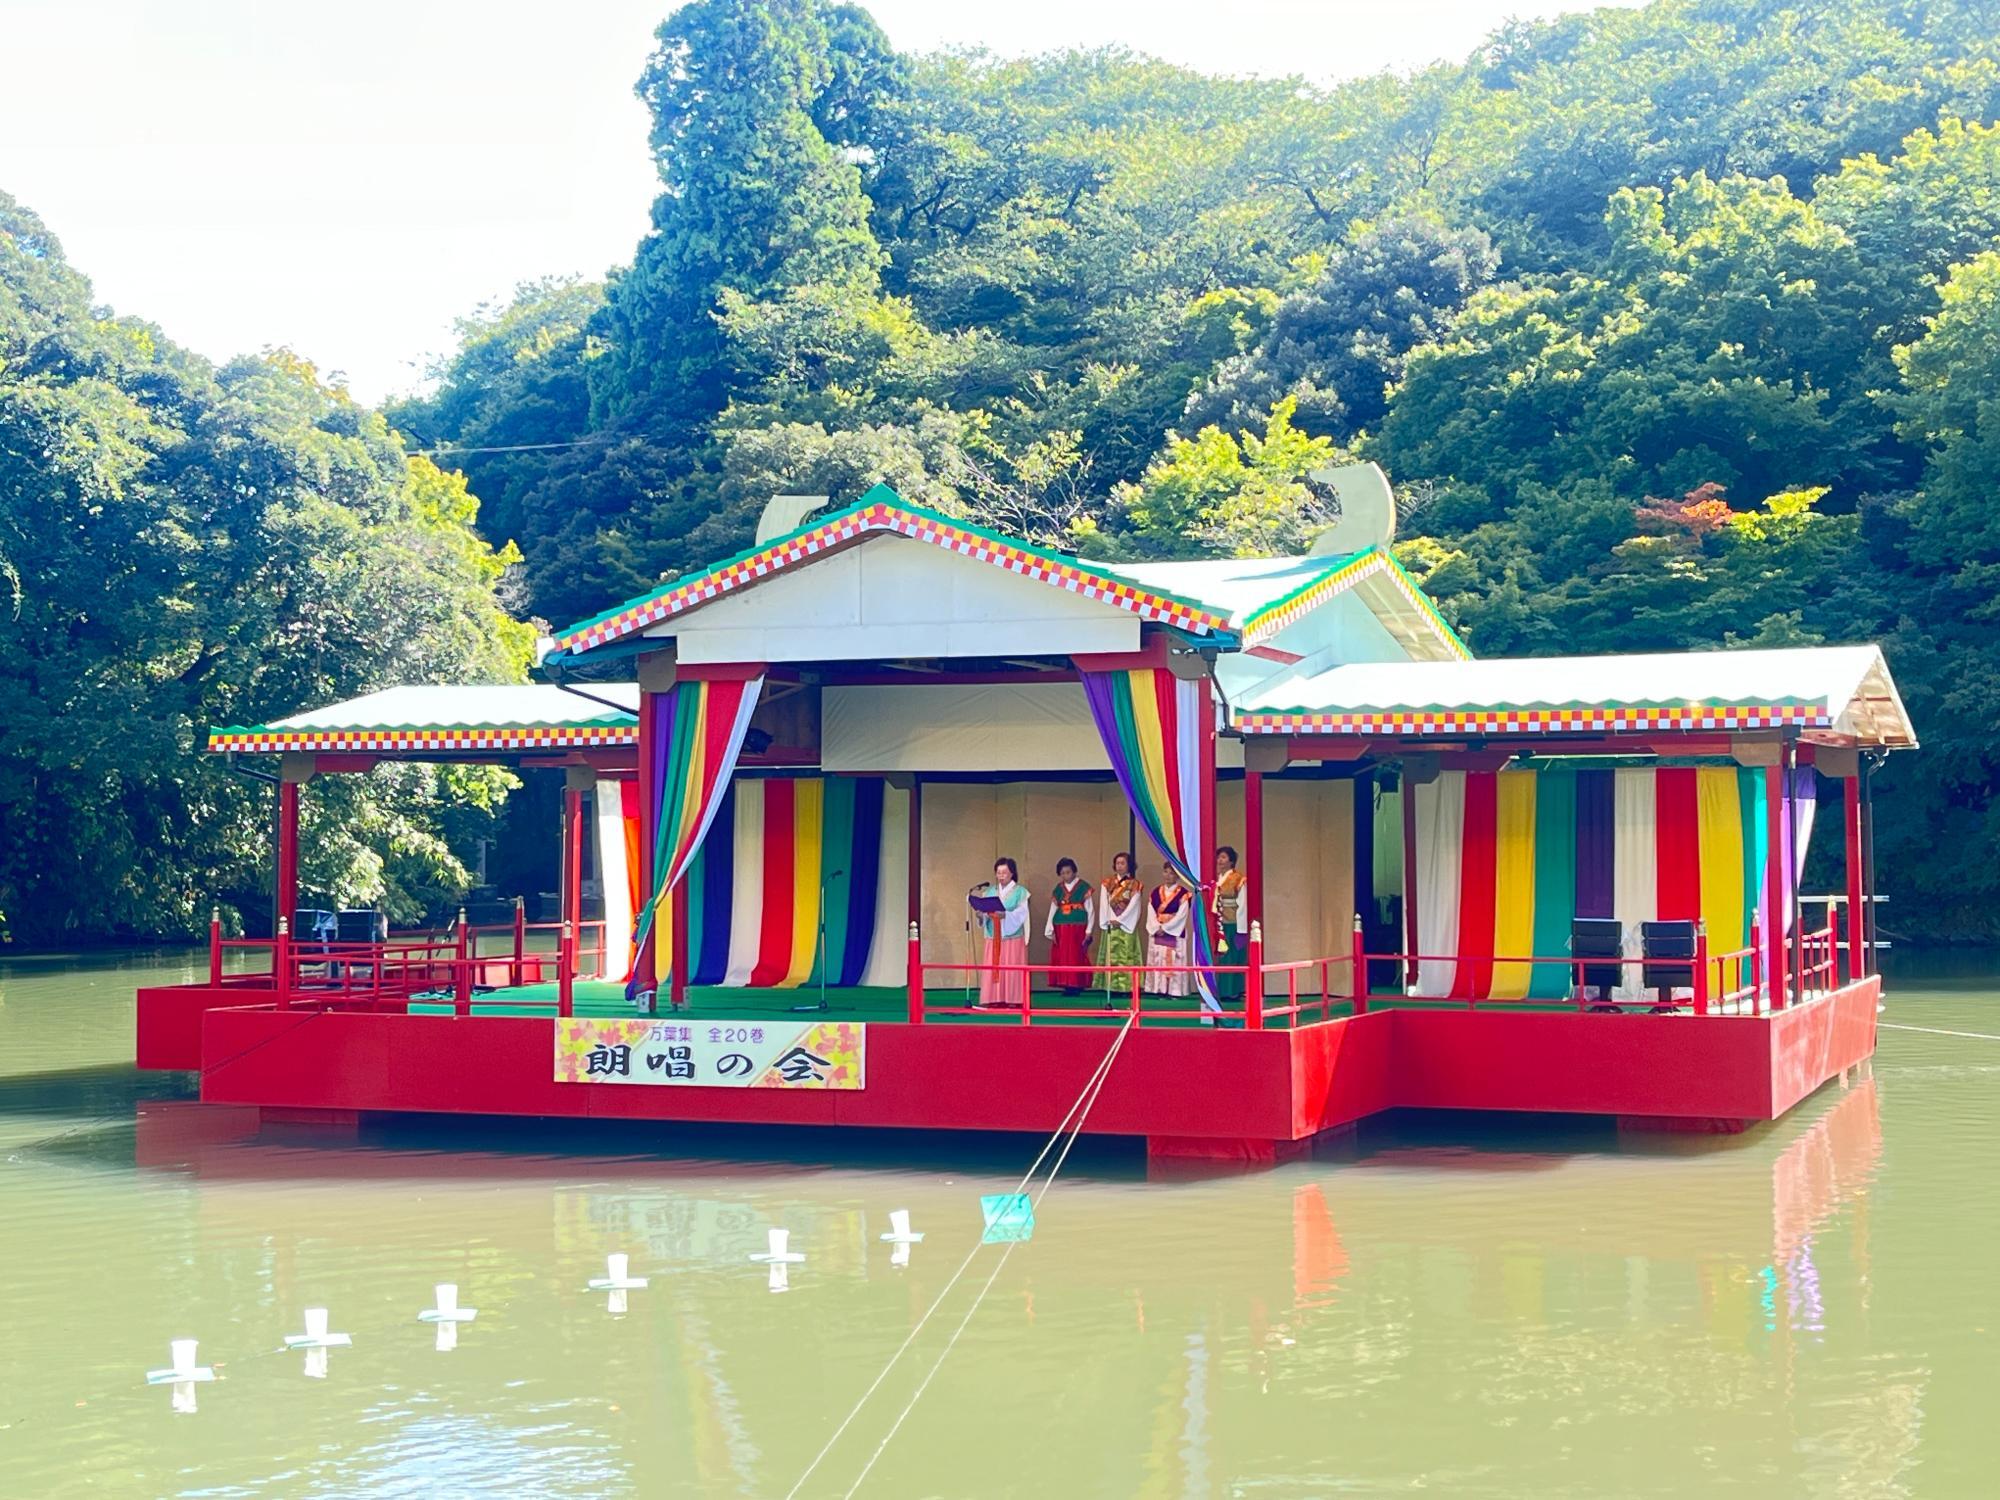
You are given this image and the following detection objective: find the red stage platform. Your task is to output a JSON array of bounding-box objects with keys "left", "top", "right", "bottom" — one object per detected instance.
[{"left": 143, "top": 978, "right": 1879, "bottom": 1165}]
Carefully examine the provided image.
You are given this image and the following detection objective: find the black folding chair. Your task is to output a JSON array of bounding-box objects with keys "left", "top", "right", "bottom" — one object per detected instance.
[
  {"left": 1570, "top": 919, "right": 1624, "bottom": 1010},
  {"left": 1641, "top": 920, "right": 1697, "bottom": 1012}
]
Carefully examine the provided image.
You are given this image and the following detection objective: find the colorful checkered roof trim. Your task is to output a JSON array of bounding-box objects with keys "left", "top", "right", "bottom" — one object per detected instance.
[
  {"left": 1236, "top": 703, "right": 1832, "bottom": 737},
  {"left": 206, "top": 724, "right": 637, "bottom": 755},
  {"left": 552, "top": 488, "right": 1233, "bottom": 654},
  {"left": 1237, "top": 548, "right": 1469, "bottom": 659}
]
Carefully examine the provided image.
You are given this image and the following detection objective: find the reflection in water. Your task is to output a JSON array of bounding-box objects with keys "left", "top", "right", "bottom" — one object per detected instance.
[{"left": 0, "top": 950, "right": 1992, "bottom": 1497}]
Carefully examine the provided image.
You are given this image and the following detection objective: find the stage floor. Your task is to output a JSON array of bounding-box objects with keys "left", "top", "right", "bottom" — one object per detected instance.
[{"left": 404, "top": 979, "right": 1300, "bottom": 1026}]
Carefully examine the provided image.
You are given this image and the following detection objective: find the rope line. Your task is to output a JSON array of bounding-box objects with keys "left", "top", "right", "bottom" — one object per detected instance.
[
  {"left": 1880, "top": 1021, "right": 2000, "bottom": 1041},
  {"left": 782, "top": 1012, "right": 1136, "bottom": 1500},
  {"left": 836, "top": 1016, "right": 1136, "bottom": 1498}
]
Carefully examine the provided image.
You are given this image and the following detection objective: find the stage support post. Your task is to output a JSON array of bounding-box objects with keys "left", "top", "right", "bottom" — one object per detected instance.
[
  {"left": 906, "top": 921, "right": 923, "bottom": 1024},
  {"left": 1843, "top": 770, "right": 1865, "bottom": 983},
  {"left": 275, "top": 779, "right": 299, "bottom": 938},
  {"left": 209, "top": 906, "right": 223, "bottom": 987},
  {"left": 1785, "top": 742, "right": 1804, "bottom": 1005},
  {"left": 906, "top": 775, "right": 922, "bottom": 934},
  {"left": 1351, "top": 912, "right": 1368, "bottom": 1017},
  {"left": 1199, "top": 674, "right": 1219, "bottom": 1006},
  {"left": 454, "top": 905, "right": 471, "bottom": 1017},
  {"left": 1763, "top": 761, "right": 1789, "bottom": 1009},
  {"left": 511, "top": 895, "right": 525, "bottom": 988},
  {"left": 1245, "top": 766, "right": 1264, "bottom": 1025},
  {"left": 1401, "top": 773, "right": 1420, "bottom": 990}
]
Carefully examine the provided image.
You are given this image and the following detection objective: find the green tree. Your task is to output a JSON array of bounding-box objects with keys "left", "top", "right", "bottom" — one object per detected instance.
[
  {"left": 1184, "top": 217, "right": 1498, "bottom": 441},
  {"left": 588, "top": 0, "right": 888, "bottom": 439},
  {"left": 0, "top": 194, "right": 529, "bottom": 943}
]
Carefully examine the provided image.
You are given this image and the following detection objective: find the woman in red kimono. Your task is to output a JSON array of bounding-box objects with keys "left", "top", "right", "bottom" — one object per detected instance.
[{"left": 1042, "top": 857, "right": 1095, "bottom": 994}]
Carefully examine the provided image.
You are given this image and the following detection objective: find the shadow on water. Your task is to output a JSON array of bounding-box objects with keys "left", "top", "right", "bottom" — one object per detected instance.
[{"left": 1343, "top": 1105, "right": 1781, "bottom": 1170}]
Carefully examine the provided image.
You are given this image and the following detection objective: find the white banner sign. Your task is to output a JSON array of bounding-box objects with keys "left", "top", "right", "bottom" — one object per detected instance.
[{"left": 554, "top": 1017, "right": 864, "bottom": 1090}]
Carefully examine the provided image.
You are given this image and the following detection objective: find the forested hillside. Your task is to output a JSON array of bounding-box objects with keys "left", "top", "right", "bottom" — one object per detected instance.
[
  {"left": 0, "top": 197, "right": 529, "bottom": 941},
  {"left": 8, "top": 0, "right": 2000, "bottom": 943}
]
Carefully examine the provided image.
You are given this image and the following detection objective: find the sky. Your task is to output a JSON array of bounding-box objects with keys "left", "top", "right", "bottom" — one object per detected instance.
[{"left": 0, "top": 0, "right": 1630, "bottom": 404}]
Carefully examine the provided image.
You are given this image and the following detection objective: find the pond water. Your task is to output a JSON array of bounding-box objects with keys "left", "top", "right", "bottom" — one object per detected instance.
[{"left": 0, "top": 948, "right": 1995, "bottom": 1497}]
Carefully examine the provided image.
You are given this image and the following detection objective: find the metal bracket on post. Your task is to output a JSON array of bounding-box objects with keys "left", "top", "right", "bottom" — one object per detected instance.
[
  {"left": 454, "top": 906, "right": 471, "bottom": 1017},
  {"left": 1245, "top": 920, "right": 1264, "bottom": 1031},
  {"left": 274, "top": 916, "right": 292, "bottom": 1009},
  {"left": 1694, "top": 920, "right": 1710, "bottom": 1017},
  {"left": 1351, "top": 911, "right": 1368, "bottom": 1017}
]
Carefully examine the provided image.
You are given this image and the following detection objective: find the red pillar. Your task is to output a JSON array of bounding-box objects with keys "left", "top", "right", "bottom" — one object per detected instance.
[
  {"left": 1244, "top": 767, "right": 1264, "bottom": 1023},
  {"left": 906, "top": 774, "right": 923, "bottom": 1012},
  {"left": 1199, "top": 675, "right": 1219, "bottom": 1004},
  {"left": 1786, "top": 742, "right": 1804, "bottom": 1003},
  {"left": 1401, "top": 773, "right": 1420, "bottom": 989},
  {"left": 275, "top": 779, "right": 300, "bottom": 935},
  {"left": 1764, "top": 761, "right": 1789, "bottom": 1009},
  {"left": 1843, "top": 771, "right": 1865, "bottom": 983},
  {"left": 635, "top": 689, "right": 656, "bottom": 967},
  {"left": 564, "top": 784, "right": 583, "bottom": 990}
]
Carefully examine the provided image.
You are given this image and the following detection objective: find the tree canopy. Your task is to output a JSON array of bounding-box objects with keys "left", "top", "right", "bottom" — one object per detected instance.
[{"left": 9, "top": 0, "right": 2000, "bottom": 943}]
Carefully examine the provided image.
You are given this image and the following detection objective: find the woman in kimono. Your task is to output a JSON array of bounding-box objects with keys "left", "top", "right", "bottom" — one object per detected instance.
[
  {"left": 1210, "top": 845, "right": 1249, "bottom": 1002},
  {"left": 1096, "top": 851, "right": 1144, "bottom": 1003},
  {"left": 973, "top": 857, "right": 1030, "bottom": 1009},
  {"left": 1145, "top": 862, "right": 1193, "bottom": 997},
  {"left": 1043, "top": 857, "right": 1095, "bottom": 995}
]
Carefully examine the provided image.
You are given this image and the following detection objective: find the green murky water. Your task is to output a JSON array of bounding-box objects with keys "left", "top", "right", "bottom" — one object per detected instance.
[{"left": 0, "top": 949, "right": 1995, "bottom": 1497}]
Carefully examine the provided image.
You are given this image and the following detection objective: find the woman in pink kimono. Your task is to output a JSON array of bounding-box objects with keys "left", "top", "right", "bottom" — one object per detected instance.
[{"left": 973, "top": 857, "right": 1031, "bottom": 1009}]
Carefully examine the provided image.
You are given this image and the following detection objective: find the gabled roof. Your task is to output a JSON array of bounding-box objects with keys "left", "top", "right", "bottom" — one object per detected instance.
[
  {"left": 549, "top": 484, "right": 1466, "bottom": 660},
  {"left": 553, "top": 487, "right": 1232, "bottom": 654},
  {"left": 207, "top": 684, "right": 639, "bottom": 755},
  {"left": 1234, "top": 645, "right": 1915, "bottom": 748},
  {"left": 1094, "top": 547, "right": 1467, "bottom": 657}
]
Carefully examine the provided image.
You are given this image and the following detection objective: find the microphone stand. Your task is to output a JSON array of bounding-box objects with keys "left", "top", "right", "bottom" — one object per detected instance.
[{"left": 791, "top": 868, "right": 844, "bottom": 1013}]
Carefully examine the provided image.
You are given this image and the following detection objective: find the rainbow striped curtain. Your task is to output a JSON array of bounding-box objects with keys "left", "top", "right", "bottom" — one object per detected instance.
[
  {"left": 1411, "top": 764, "right": 1808, "bottom": 1001},
  {"left": 629, "top": 675, "right": 764, "bottom": 999},
  {"left": 683, "top": 776, "right": 898, "bottom": 988},
  {"left": 1079, "top": 667, "right": 1217, "bottom": 1005}
]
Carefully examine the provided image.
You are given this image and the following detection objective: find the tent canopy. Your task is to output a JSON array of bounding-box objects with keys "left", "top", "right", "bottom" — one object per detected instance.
[
  {"left": 208, "top": 683, "right": 639, "bottom": 755},
  {"left": 1234, "top": 644, "right": 1916, "bottom": 748}
]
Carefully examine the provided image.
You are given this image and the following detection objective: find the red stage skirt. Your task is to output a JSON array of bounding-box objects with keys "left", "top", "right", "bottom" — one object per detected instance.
[{"left": 1045, "top": 924, "right": 1091, "bottom": 989}]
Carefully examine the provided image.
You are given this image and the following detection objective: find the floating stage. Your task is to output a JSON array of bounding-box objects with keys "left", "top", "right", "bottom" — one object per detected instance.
[
  {"left": 160, "top": 483, "right": 1913, "bottom": 1167},
  {"left": 140, "top": 976, "right": 1880, "bottom": 1165}
]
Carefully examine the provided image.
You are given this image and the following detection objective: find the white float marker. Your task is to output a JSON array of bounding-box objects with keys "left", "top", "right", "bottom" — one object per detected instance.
[
  {"left": 285, "top": 1307, "right": 350, "bottom": 1379},
  {"left": 880, "top": 1209, "right": 924, "bottom": 1268},
  {"left": 146, "top": 1338, "right": 215, "bottom": 1386},
  {"left": 147, "top": 1338, "right": 214, "bottom": 1413},
  {"left": 285, "top": 1307, "right": 353, "bottom": 1349},
  {"left": 587, "top": 1253, "right": 649, "bottom": 1291},
  {"left": 748, "top": 1228, "right": 805, "bottom": 1265},
  {"left": 588, "top": 1252, "right": 648, "bottom": 1317},
  {"left": 418, "top": 1283, "right": 478, "bottom": 1324}
]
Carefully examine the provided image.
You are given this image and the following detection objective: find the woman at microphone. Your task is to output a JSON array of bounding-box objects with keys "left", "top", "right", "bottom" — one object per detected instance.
[{"left": 969, "top": 857, "right": 1030, "bottom": 1009}]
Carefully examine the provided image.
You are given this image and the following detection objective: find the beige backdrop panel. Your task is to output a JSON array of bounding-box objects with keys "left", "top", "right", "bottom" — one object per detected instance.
[
  {"left": 917, "top": 781, "right": 1134, "bottom": 974},
  {"left": 1215, "top": 775, "right": 1356, "bottom": 996}
]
